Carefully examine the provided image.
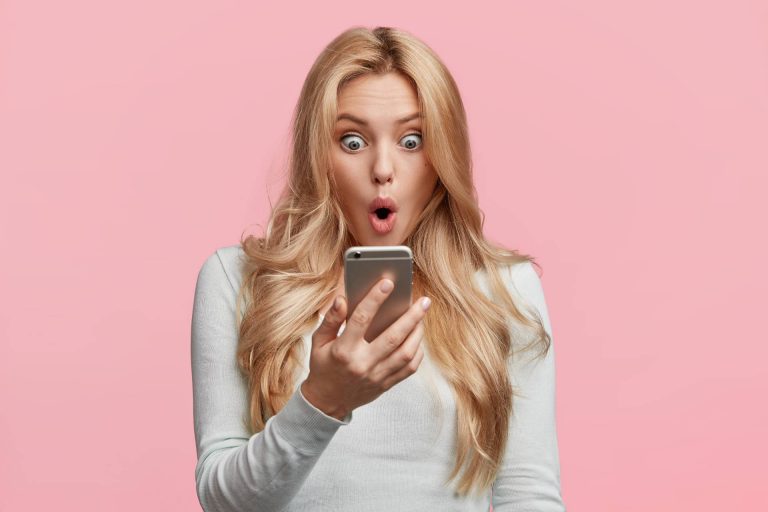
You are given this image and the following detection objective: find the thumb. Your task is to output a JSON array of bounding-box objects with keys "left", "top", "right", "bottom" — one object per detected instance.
[{"left": 313, "top": 295, "right": 347, "bottom": 348}]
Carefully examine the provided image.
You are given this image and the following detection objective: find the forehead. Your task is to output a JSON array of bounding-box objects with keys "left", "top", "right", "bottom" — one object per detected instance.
[{"left": 337, "top": 72, "right": 419, "bottom": 116}]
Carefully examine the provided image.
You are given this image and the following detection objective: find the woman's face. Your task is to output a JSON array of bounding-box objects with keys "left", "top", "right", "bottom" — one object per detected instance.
[{"left": 330, "top": 71, "right": 438, "bottom": 246}]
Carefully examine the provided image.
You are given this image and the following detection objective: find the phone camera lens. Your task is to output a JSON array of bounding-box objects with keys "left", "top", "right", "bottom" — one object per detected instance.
[{"left": 354, "top": 251, "right": 361, "bottom": 259}]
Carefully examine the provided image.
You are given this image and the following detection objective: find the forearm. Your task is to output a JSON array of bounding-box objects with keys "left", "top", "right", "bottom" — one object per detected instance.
[{"left": 195, "top": 385, "right": 351, "bottom": 512}]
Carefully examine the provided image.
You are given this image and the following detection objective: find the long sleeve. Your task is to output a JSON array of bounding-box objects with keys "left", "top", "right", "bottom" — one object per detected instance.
[
  {"left": 191, "top": 249, "right": 352, "bottom": 512},
  {"left": 492, "top": 261, "right": 566, "bottom": 511}
]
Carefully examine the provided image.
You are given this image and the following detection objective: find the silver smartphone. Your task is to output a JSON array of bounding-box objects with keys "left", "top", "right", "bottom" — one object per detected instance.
[{"left": 344, "top": 245, "right": 413, "bottom": 342}]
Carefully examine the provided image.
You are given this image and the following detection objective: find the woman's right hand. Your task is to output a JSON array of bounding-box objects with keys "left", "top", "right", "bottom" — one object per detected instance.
[{"left": 301, "top": 278, "right": 431, "bottom": 420}]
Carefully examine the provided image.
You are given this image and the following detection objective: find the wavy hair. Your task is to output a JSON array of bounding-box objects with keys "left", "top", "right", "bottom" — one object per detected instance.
[{"left": 234, "top": 25, "right": 551, "bottom": 497}]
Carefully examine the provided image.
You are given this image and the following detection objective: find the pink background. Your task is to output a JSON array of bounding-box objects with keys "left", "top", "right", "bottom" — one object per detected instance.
[{"left": 1, "top": 1, "right": 766, "bottom": 510}]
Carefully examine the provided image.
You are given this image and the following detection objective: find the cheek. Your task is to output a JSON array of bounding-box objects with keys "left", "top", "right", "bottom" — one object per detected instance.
[
  {"left": 415, "top": 165, "right": 438, "bottom": 193},
  {"left": 330, "top": 168, "right": 351, "bottom": 195},
  {"left": 415, "top": 172, "right": 438, "bottom": 209},
  {"left": 330, "top": 169, "right": 364, "bottom": 215}
]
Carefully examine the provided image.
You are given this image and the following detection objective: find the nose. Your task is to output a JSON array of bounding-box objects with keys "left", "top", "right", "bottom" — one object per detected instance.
[{"left": 371, "top": 147, "right": 394, "bottom": 185}]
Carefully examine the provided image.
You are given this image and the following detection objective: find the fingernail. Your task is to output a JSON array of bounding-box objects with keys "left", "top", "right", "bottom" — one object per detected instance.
[
  {"left": 420, "top": 297, "right": 431, "bottom": 311},
  {"left": 332, "top": 296, "right": 342, "bottom": 311},
  {"left": 380, "top": 279, "right": 393, "bottom": 292}
]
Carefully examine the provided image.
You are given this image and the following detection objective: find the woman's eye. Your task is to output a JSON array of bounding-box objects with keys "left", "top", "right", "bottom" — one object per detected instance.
[
  {"left": 339, "top": 132, "right": 422, "bottom": 152},
  {"left": 401, "top": 133, "right": 422, "bottom": 150},
  {"left": 340, "top": 134, "right": 366, "bottom": 152}
]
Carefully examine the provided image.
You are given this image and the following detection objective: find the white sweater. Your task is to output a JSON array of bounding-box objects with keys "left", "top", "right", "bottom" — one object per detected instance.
[{"left": 191, "top": 244, "right": 565, "bottom": 511}]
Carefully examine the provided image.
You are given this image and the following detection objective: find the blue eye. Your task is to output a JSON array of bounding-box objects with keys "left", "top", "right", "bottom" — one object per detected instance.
[
  {"left": 340, "top": 134, "right": 366, "bottom": 152},
  {"left": 339, "top": 132, "right": 423, "bottom": 152},
  {"left": 401, "top": 133, "right": 422, "bottom": 150}
]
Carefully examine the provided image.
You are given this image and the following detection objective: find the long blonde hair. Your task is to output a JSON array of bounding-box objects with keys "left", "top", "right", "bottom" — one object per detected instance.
[{"left": 234, "top": 25, "right": 551, "bottom": 497}]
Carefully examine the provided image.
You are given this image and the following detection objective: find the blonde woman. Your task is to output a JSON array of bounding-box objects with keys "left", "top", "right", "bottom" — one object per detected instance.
[{"left": 191, "top": 26, "right": 566, "bottom": 512}]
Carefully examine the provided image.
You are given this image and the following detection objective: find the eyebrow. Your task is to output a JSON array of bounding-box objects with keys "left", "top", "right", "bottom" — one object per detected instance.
[{"left": 335, "top": 112, "right": 422, "bottom": 126}]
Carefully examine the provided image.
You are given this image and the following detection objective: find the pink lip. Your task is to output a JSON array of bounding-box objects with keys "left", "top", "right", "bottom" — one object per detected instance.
[
  {"left": 368, "top": 196, "right": 399, "bottom": 213},
  {"left": 368, "top": 211, "right": 396, "bottom": 234}
]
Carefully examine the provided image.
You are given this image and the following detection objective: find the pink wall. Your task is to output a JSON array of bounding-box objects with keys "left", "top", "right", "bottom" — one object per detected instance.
[{"left": 1, "top": 1, "right": 766, "bottom": 510}]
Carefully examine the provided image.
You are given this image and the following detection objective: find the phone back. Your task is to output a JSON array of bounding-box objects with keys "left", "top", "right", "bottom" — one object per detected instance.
[{"left": 344, "top": 245, "right": 413, "bottom": 342}]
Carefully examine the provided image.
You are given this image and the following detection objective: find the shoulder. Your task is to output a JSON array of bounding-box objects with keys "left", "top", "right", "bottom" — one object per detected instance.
[
  {"left": 195, "top": 244, "right": 246, "bottom": 295},
  {"left": 506, "top": 261, "right": 553, "bottom": 342},
  {"left": 506, "top": 261, "right": 545, "bottom": 304},
  {"left": 475, "top": 260, "right": 549, "bottom": 324},
  {"left": 473, "top": 260, "right": 543, "bottom": 299}
]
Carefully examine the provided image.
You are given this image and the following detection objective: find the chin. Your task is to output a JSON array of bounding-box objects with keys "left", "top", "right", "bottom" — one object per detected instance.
[
  {"left": 350, "top": 218, "right": 409, "bottom": 246},
  {"left": 353, "top": 232, "right": 398, "bottom": 247}
]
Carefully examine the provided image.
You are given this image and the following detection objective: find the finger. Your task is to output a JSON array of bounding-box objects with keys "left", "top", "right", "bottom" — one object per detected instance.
[
  {"left": 369, "top": 295, "right": 430, "bottom": 362},
  {"left": 342, "top": 278, "right": 395, "bottom": 344},
  {"left": 381, "top": 343, "right": 425, "bottom": 391},
  {"left": 312, "top": 295, "right": 347, "bottom": 348},
  {"left": 370, "top": 320, "right": 424, "bottom": 381}
]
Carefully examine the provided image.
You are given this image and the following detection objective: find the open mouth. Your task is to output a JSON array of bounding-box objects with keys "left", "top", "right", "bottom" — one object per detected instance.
[
  {"left": 368, "top": 208, "right": 396, "bottom": 234},
  {"left": 367, "top": 196, "right": 398, "bottom": 234}
]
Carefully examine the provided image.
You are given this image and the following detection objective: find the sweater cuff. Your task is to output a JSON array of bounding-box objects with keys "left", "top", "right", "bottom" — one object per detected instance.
[{"left": 272, "top": 384, "right": 353, "bottom": 454}]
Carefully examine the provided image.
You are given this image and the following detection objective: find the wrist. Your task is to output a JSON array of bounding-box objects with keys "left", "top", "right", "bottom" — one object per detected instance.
[{"left": 301, "top": 379, "right": 349, "bottom": 421}]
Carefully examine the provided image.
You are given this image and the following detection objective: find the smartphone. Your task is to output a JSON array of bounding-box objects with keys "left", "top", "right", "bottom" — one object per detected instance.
[{"left": 344, "top": 245, "right": 413, "bottom": 342}]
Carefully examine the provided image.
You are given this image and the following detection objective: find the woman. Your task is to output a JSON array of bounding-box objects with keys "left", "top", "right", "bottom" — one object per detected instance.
[{"left": 192, "top": 26, "right": 566, "bottom": 511}]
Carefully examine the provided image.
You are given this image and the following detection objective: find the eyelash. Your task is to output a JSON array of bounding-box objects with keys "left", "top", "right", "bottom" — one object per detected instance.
[{"left": 339, "top": 132, "right": 423, "bottom": 152}]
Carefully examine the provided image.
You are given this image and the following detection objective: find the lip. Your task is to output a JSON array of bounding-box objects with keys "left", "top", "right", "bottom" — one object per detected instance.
[
  {"left": 368, "top": 196, "right": 399, "bottom": 214},
  {"left": 369, "top": 211, "right": 397, "bottom": 234}
]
